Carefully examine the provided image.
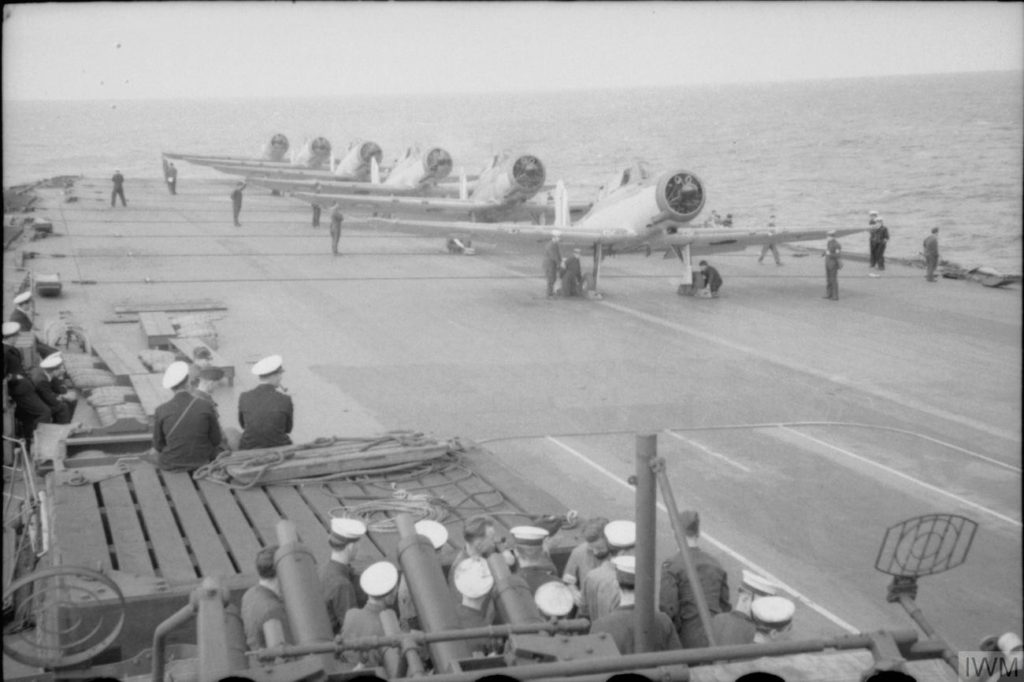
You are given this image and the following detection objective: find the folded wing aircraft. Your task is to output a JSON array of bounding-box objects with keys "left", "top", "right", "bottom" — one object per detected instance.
[
  {"left": 350, "top": 161, "right": 867, "bottom": 296},
  {"left": 163, "top": 133, "right": 291, "bottom": 165},
  {"left": 164, "top": 136, "right": 334, "bottom": 171}
]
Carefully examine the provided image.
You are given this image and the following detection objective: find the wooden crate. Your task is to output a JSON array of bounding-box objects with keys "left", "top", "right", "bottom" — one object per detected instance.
[{"left": 137, "top": 312, "right": 176, "bottom": 350}]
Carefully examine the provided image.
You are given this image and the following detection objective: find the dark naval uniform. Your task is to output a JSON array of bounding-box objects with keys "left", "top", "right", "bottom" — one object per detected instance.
[
  {"left": 152, "top": 391, "right": 222, "bottom": 471},
  {"left": 240, "top": 584, "right": 291, "bottom": 651},
  {"left": 4, "top": 342, "right": 25, "bottom": 377},
  {"left": 340, "top": 601, "right": 390, "bottom": 668},
  {"left": 659, "top": 547, "right": 732, "bottom": 648},
  {"left": 29, "top": 368, "right": 70, "bottom": 425},
  {"left": 591, "top": 606, "right": 682, "bottom": 654},
  {"left": 455, "top": 602, "right": 496, "bottom": 654},
  {"left": 519, "top": 564, "right": 560, "bottom": 595},
  {"left": 824, "top": 237, "right": 842, "bottom": 300},
  {"left": 543, "top": 240, "right": 562, "bottom": 297},
  {"left": 238, "top": 384, "right": 293, "bottom": 450},
  {"left": 561, "top": 253, "right": 583, "bottom": 297},
  {"left": 711, "top": 610, "right": 757, "bottom": 646},
  {"left": 580, "top": 561, "right": 620, "bottom": 622},
  {"left": 320, "top": 560, "right": 365, "bottom": 634},
  {"left": 10, "top": 308, "right": 33, "bottom": 333},
  {"left": 10, "top": 375, "right": 51, "bottom": 439}
]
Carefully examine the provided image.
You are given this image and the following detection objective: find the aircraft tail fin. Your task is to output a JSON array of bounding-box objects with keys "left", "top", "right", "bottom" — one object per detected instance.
[
  {"left": 554, "top": 180, "right": 569, "bottom": 229},
  {"left": 459, "top": 167, "right": 468, "bottom": 201},
  {"left": 371, "top": 157, "right": 381, "bottom": 184}
]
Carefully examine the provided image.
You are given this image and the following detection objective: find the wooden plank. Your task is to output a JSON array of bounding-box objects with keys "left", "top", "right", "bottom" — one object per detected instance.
[
  {"left": 299, "top": 484, "right": 385, "bottom": 563},
  {"left": 195, "top": 480, "right": 261, "bottom": 573},
  {"left": 115, "top": 299, "right": 227, "bottom": 315},
  {"left": 138, "top": 311, "right": 176, "bottom": 349},
  {"left": 232, "top": 488, "right": 285, "bottom": 548},
  {"left": 161, "top": 472, "right": 236, "bottom": 578},
  {"left": 92, "top": 341, "right": 149, "bottom": 377},
  {"left": 129, "top": 373, "right": 169, "bottom": 416},
  {"left": 169, "top": 337, "right": 235, "bottom": 386},
  {"left": 98, "top": 474, "right": 155, "bottom": 577},
  {"left": 265, "top": 486, "right": 332, "bottom": 566},
  {"left": 50, "top": 474, "right": 111, "bottom": 571},
  {"left": 129, "top": 465, "right": 196, "bottom": 583}
]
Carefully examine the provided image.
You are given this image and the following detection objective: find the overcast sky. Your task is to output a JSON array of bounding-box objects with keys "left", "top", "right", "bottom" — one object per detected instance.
[{"left": 2, "top": 2, "right": 1021, "bottom": 101}]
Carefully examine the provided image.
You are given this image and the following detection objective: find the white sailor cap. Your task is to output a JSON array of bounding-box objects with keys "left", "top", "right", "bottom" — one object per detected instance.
[
  {"left": 740, "top": 570, "right": 777, "bottom": 597},
  {"left": 414, "top": 519, "right": 449, "bottom": 550},
  {"left": 359, "top": 561, "right": 399, "bottom": 598},
  {"left": 329, "top": 517, "right": 367, "bottom": 545},
  {"left": 2, "top": 322, "right": 21, "bottom": 338},
  {"left": 40, "top": 353, "right": 64, "bottom": 370},
  {"left": 751, "top": 596, "right": 795, "bottom": 629},
  {"left": 453, "top": 557, "right": 494, "bottom": 599},
  {"left": 162, "top": 361, "right": 190, "bottom": 389},
  {"left": 611, "top": 555, "right": 636, "bottom": 588},
  {"left": 869, "top": 210, "right": 878, "bottom": 216},
  {"left": 252, "top": 354, "right": 283, "bottom": 377},
  {"left": 510, "top": 526, "right": 549, "bottom": 546},
  {"left": 534, "top": 580, "right": 574, "bottom": 618},
  {"left": 13, "top": 291, "right": 32, "bottom": 305},
  {"left": 827, "top": 230, "right": 836, "bottom": 236},
  {"left": 603, "top": 520, "right": 636, "bottom": 550}
]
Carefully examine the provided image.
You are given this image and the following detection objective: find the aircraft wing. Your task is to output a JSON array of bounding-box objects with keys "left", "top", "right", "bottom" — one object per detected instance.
[
  {"left": 356, "top": 216, "right": 640, "bottom": 247},
  {"left": 248, "top": 176, "right": 456, "bottom": 198},
  {"left": 653, "top": 226, "right": 869, "bottom": 254}
]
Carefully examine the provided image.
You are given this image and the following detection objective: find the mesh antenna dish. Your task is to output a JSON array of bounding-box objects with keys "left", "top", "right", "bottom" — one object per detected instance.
[{"left": 874, "top": 513, "right": 978, "bottom": 578}]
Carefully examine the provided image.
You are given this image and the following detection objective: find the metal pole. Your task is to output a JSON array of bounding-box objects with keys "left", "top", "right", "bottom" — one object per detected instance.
[
  {"left": 634, "top": 433, "right": 658, "bottom": 654},
  {"left": 196, "top": 577, "right": 240, "bottom": 682},
  {"left": 897, "top": 594, "right": 959, "bottom": 670},
  {"left": 380, "top": 606, "right": 424, "bottom": 677},
  {"left": 151, "top": 597, "right": 198, "bottom": 682},
  {"left": 487, "top": 551, "right": 545, "bottom": 625},
  {"left": 275, "top": 520, "right": 336, "bottom": 672},
  {"left": 653, "top": 458, "right": 717, "bottom": 646}
]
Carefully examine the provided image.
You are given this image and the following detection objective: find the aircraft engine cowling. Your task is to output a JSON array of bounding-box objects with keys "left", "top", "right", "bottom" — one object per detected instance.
[
  {"left": 423, "top": 147, "right": 454, "bottom": 182},
  {"left": 359, "top": 141, "right": 383, "bottom": 165},
  {"left": 655, "top": 170, "right": 705, "bottom": 222},
  {"left": 510, "top": 155, "right": 546, "bottom": 198},
  {"left": 262, "top": 134, "right": 290, "bottom": 161},
  {"left": 294, "top": 137, "right": 332, "bottom": 169}
]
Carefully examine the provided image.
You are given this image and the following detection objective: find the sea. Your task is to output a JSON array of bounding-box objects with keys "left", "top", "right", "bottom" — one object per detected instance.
[{"left": 3, "top": 70, "right": 1022, "bottom": 274}]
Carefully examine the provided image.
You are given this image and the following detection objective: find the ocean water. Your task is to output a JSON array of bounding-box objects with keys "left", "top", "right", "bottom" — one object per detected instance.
[{"left": 3, "top": 71, "right": 1022, "bottom": 273}]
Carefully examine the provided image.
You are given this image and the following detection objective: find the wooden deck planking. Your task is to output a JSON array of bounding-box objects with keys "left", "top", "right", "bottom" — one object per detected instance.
[
  {"left": 98, "top": 474, "right": 155, "bottom": 576},
  {"left": 49, "top": 475, "right": 112, "bottom": 571},
  {"left": 264, "top": 486, "right": 332, "bottom": 565},
  {"left": 232, "top": 487, "right": 287, "bottom": 548},
  {"left": 92, "top": 341, "right": 150, "bottom": 377},
  {"left": 297, "top": 484, "right": 385, "bottom": 563},
  {"left": 162, "top": 472, "right": 236, "bottom": 577},
  {"left": 129, "top": 466, "right": 197, "bottom": 583},
  {"left": 138, "top": 311, "right": 177, "bottom": 349},
  {"left": 195, "top": 480, "right": 262, "bottom": 572},
  {"left": 129, "top": 373, "right": 169, "bottom": 417}
]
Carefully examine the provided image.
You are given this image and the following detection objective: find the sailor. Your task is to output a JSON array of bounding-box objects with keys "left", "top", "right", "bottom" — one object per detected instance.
[
  {"left": 311, "top": 183, "right": 322, "bottom": 228},
  {"left": 510, "top": 525, "right": 559, "bottom": 595},
  {"left": 231, "top": 181, "right": 246, "bottom": 226},
  {"left": 698, "top": 260, "right": 723, "bottom": 298},
  {"left": 192, "top": 367, "right": 225, "bottom": 405},
  {"left": 591, "top": 556, "right": 682, "bottom": 654},
  {"left": 710, "top": 570, "right": 778, "bottom": 645},
  {"left": 452, "top": 557, "right": 498, "bottom": 655},
  {"left": 543, "top": 232, "right": 562, "bottom": 298},
  {"left": 111, "top": 169, "right": 127, "bottom": 207},
  {"left": 5, "top": 326, "right": 51, "bottom": 446},
  {"left": 658, "top": 510, "right": 732, "bottom": 648},
  {"left": 240, "top": 545, "right": 292, "bottom": 651},
  {"left": 870, "top": 214, "right": 890, "bottom": 270},
  {"left": 188, "top": 346, "right": 214, "bottom": 389},
  {"left": 144, "top": 361, "right": 223, "bottom": 472},
  {"left": 237, "top": 355, "right": 293, "bottom": 450},
  {"left": 534, "top": 580, "right": 575, "bottom": 621},
  {"left": 823, "top": 230, "right": 843, "bottom": 300},
  {"left": 398, "top": 519, "right": 448, "bottom": 630},
  {"left": 722, "top": 213, "right": 734, "bottom": 227},
  {"left": 447, "top": 515, "right": 505, "bottom": 618},
  {"left": 320, "top": 517, "right": 368, "bottom": 634},
  {"left": 164, "top": 160, "right": 178, "bottom": 195},
  {"left": 3, "top": 321, "right": 26, "bottom": 377},
  {"left": 750, "top": 595, "right": 796, "bottom": 643},
  {"left": 923, "top": 227, "right": 940, "bottom": 282},
  {"left": 561, "top": 248, "right": 584, "bottom": 297},
  {"left": 579, "top": 519, "right": 636, "bottom": 622},
  {"left": 10, "top": 291, "right": 34, "bottom": 332},
  {"left": 758, "top": 215, "right": 782, "bottom": 265},
  {"left": 29, "top": 353, "right": 74, "bottom": 424},
  {"left": 340, "top": 561, "right": 401, "bottom": 669},
  {"left": 562, "top": 517, "right": 610, "bottom": 608},
  {"left": 329, "top": 201, "right": 344, "bottom": 256}
]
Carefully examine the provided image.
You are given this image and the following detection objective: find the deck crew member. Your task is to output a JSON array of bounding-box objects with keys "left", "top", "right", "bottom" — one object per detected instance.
[
  {"left": 923, "top": 227, "right": 940, "bottom": 282},
  {"left": 311, "top": 183, "right": 323, "bottom": 227},
  {"left": 240, "top": 545, "right": 292, "bottom": 651},
  {"left": 579, "top": 519, "right": 636, "bottom": 622},
  {"left": 870, "top": 215, "right": 890, "bottom": 271},
  {"left": 340, "top": 561, "right": 401, "bottom": 670},
  {"left": 452, "top": 557, "right": 498, "bottom": 655},
  {"left": 448, "top": 515, "right": 506, "bottom": 619},
  {"left": 758, "top": 215, "right": 782, "bottom": 265},
  {"left": 145, "top": 361, "right": 223, "bottom": 472},
  {"left": 3, "top": 322, "right": 26, "bottom": 377},
  {"left": 10, "top": 291, "right": 34, "bottom": 332},
  {"left": 561, "top": 248, "right": 584, "bottom": 297},
  {"left": 751, "top": 596, "right": 796, "bottom": 643},
  {"left": 591, "top": 556, "right": 682, "bottom": 654},
  {"left": 823, "top": 230, "right": 842, "bottom": 300},
  {"left": 562, "top": 517, "right": 610, "bottom": 608},
  {"left": 111, "top": 169, "right": 127, "bottom": 207},
  {"left": 398, "top": 519, "right": 448, "bottom": 631},
  {"left": 534, "top": 580, "right": 575, "bottom": 621},
  {"left": 543, "top": 232, "right": 563, "bottom": 298},
  {"left": 188, "top": 346, "right": 214, "bottom": 389},
  {"left": 658, "top": 510, "right": 731, "bottom": 648},
  {"left": 238, "top": 355, "right": 293, "bottom": 450},
  {"left": 698, "top": 261, "right": 723, "bottom": 298},
  {"left": 5, "top": 324, "right": 51, "bottom": 446},
  {"left": 710, "top": 570, "right": 777, "bottom": 646},
  {"left": 328, "top": 202, "right": 344, "bottom": 256},
  {"left": 320, "top": 517, "right": 368, "bottom": 634},
  {"left": 192, "top": 367, "right": 224, "bottom": 405},
  {"left": 231, "top": 181, "right": 247, "bottom": 226},
  {"left": 164, "top": 160, "right": 178, "bottom": 195},
  {"left": 510, "top": 525, "right": 559, "bottom": 595},
  {"left": 30, "top": 353, "right": 74, "bottom": 425}
]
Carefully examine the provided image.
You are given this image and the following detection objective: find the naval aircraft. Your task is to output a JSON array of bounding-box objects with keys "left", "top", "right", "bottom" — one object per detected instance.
[
  {"left": 164, "top": 135, "right": 334, "bottom": 170},
  {"left": 335, "top": 161, "right": 866, "bottom": 295}
]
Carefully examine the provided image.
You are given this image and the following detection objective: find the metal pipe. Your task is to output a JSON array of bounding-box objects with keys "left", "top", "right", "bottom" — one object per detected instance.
[
  {"left": 633, "top": 433, "right": 658, "bottom": 654},
  {"left": 274, "top": 520, "right": 336, "bottom": 672},
  {"left": 380, "top": 605, "right": 425, "bottom": 676},
  {"left": 531, "top": 665, "right": 690, "bottom": 682},
  {"left": 653, "top": 457, "right": 717, "bottom": 646},
  {"left": 151, "top": 597, "right": 198, "bottom": 682},
  {"left": 196, "top": 577, "right": 240, "bottom": 681},
  {"left": 377, "top": 607, "right": 408, "bottom": 679},
  {"left": 897, "top": 594, "right": 959, "bottom": 670},
  {"left": 223, "top": 604, "right": 249, "bottom": 673},
  {"left": 395, "top": 512, "right": 470, "bottom": 672},
  {"left": 487, "top": 550, "right": 545, "bottom": 625}
]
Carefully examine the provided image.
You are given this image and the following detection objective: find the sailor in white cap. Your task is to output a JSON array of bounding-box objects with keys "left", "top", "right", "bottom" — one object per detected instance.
[
  {"left": 561, "top": 246, "right": 584, "bottom": 297},
  {"left": 659, "top": 510, "right": 731, "bottom": 648},
  {"left": 3, "top": 321, "right": 27, "bottom": 377},
  {"left": 711, "top": 570, "right": 778, "bottom": 645},
  {"left": 447, "top": 515, "right": 500, "bottom": 595},
  {"left": 452, "top": 557, "right": 497, "bottom": 654},
  {"left": 340, "top": 561, "right": 401, "bottom": 668},
  {"left": 5, "top": 335, "right": 53, "bottom": 444},
  {"left": 510, "top": 526, "right": 559, "bottom": 595},
  {"left": 29, "top": 353, "right": 75, "bottom": 424},
  {"left": 580, "top": 519, "right": 636, "bottom": 622},
  {"left": 398, "top": 520, "right": 450, "bottom": 630},
  {"left": 591, "top": 556, "right": 682, "bottom": 654},
  {"left": 10, "top": 291, "right": 34, "bottom": 332},
  {"left": 562, "top": 517, "right": 610, "bottom": 607},
  {"left": 320, "top": 517, "right": 368, "bottom": 634},
  {"left": 142, "top": 361, "right": 223, "bottom": 472},
  {"left": 758, "top": 214, "right": 783, "bottom": 265},
  {"left": 869, "top": 214, "right": 890, "bottom": 271},
  {"left": 543, "top": 232, "right": 563, "bottom": 297},
  {"left": 534, "top": 580, "right": 575, "bottom": 620},
  {"left": 237, "top": 355, "right": 293, "bottom": 450},
  {"left": 751, "top": 595, "right": 795, "bottom": 643},
  {"left": 240, "top": 544, "right": 292, "bottom": 650},
  {"left": 824, "top": 229, "right": 843, "bottom": 300}
]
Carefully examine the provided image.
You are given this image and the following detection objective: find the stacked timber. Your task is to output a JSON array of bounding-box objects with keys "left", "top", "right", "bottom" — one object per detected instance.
[{"left": 172, "top": 313, "right": 218, "bottom": 349}]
